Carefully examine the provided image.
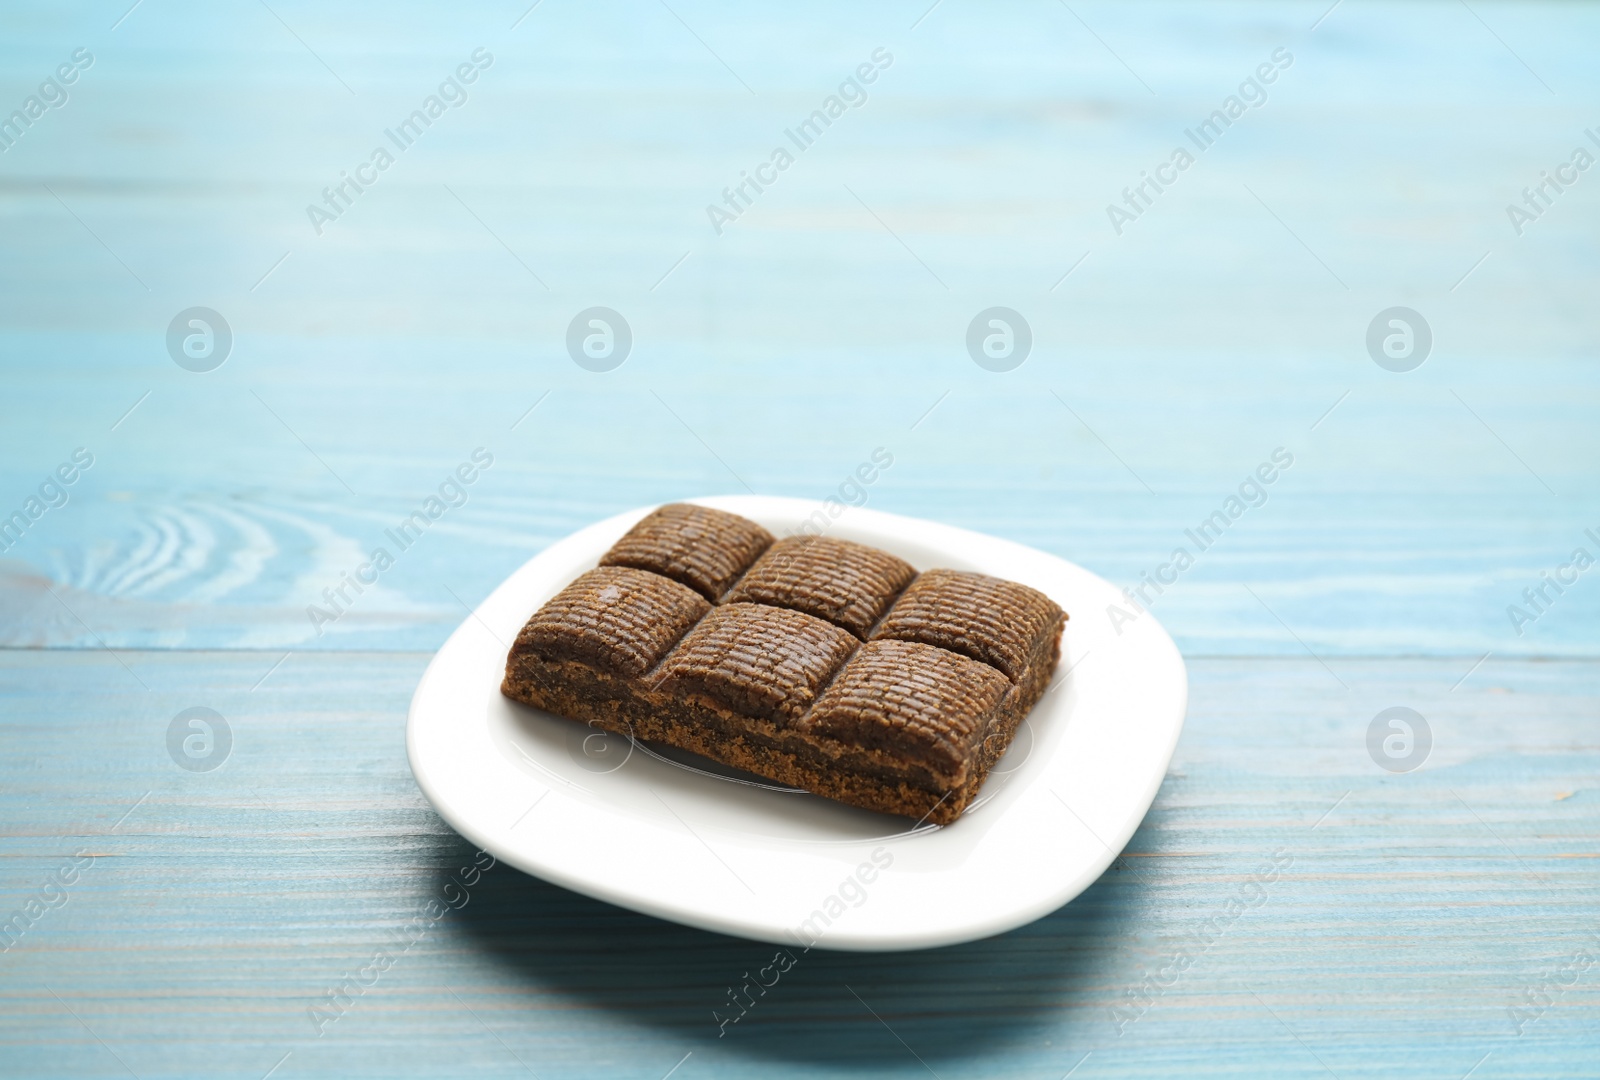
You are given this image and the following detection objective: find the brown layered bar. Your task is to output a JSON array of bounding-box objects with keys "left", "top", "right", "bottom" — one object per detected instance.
[{"left": 502, "top": 504, "right": 1066, "bottom": 824}]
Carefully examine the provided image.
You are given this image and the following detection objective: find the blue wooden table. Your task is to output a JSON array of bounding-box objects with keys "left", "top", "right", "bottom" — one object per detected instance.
[{"left": 2, "top": 1, "right": 1597, "bottom": 1076}]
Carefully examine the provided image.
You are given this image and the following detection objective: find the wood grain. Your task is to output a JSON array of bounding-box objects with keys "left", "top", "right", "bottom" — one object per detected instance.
[
  {"left": 1, "top": 652, "right": 1596, "bottom": 1078},
  {"left": 0, "top": 0, "right": 1596, "bottom": 659},
  {"left": 2, "top": 0, "right": 1598, "bottom": 1075}
]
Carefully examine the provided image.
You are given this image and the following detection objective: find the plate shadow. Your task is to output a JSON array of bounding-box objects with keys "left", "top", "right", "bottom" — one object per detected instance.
[{"left": 439, "top": 830, "right": 1156, "bottom": 1069}]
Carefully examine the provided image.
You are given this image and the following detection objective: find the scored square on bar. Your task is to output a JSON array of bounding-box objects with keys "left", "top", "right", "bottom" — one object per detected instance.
[
  {"left": 509, "top": 565, "right": 710, "bottom": 679},
  {"left": 872, "top": 568, "right": 1065, "bottom": 682},
  {"left": 600, "top": 503, "right": 773, "bottom": 601},
  {"left": 655, "top": 602, "right": 860, "bottom": 723},
  {"left": 805, "top": 639, "right": 1012, "bottom": 779},
  {"left": 724, "top": 535, "right": 917, "bottom": 638}
]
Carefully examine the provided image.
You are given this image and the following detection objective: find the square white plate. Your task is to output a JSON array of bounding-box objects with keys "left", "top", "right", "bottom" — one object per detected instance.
[{"left": 406, "top": 496, "right": 1186, "bottom": 951}]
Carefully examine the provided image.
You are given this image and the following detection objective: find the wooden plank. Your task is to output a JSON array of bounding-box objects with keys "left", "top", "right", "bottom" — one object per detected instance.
[
  {"left": 2, "top": 1, "right": 1599, "bottom": 1076},
  {"left": 0, "top": 1, "right": 1597, "bottom": 657},
  {"left": 1, "top": 651, "right": 1595, "bottom": 1078}
]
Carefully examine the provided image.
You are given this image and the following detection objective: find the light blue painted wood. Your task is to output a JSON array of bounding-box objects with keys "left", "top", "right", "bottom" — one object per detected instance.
[
  {"left": 2, "top": 0, "right": 1599, "bottom": 1075},
  {"left": 1, "top": 653, "right": 1596, "bottom": 1078},
  {"left": 0, "top": 0, "right": 1597, "bottom": 657}
]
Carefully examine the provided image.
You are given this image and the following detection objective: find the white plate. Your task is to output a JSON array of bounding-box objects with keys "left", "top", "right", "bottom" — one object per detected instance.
[{"left": 406, "top": 496, "right": 1186, "bottom": 952}]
